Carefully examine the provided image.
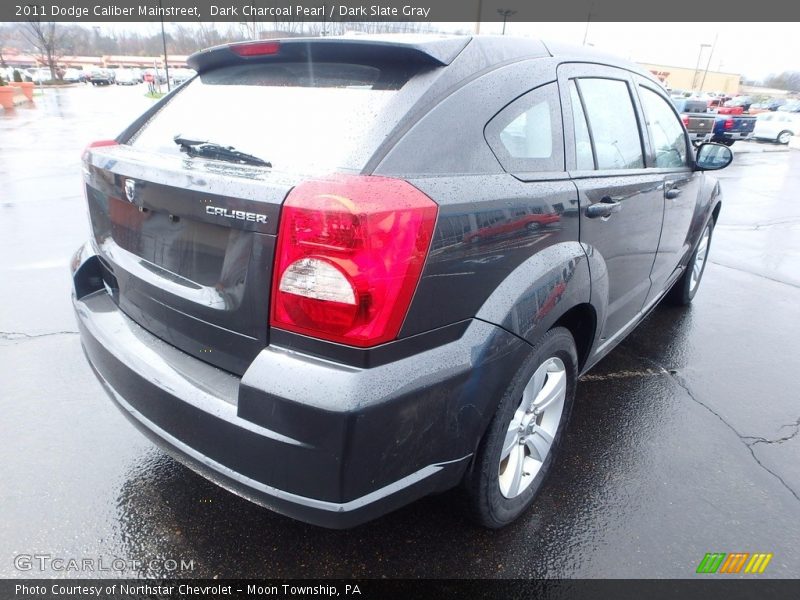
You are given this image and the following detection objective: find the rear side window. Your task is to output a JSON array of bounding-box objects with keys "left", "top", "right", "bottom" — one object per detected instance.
[
  {"left": 577, "top": 78, "right": 644, "bottom": 170},
  {"left": 485, "top": 82, "right": 564, "bottom": 173},
  {"left": 130, "top": 62, "right": 414, "bottom": 174},
  {"left": 569, "top": 82, "right": 595, "bottom": 170},
  {"left": 638, "top": 86, "right": 689, "bottom": 168}
]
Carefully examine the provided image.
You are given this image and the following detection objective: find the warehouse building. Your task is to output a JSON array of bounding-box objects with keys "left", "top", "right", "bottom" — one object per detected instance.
[{"left": 640, "top": 63, "right": 741, "bottom": 95}]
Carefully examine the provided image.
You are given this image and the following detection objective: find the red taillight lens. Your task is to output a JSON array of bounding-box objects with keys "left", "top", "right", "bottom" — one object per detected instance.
[
  {"left": 724, "top": 118, "right": 734, "bottom": 130},
  {"left": 681, "top": 115, "right": 690, "bottom": 127},
  {"left": 271, "top": 175, "right": 438, "bottom": 347},
  {"left": 82, "top": 139, "right": 117, "bottom": 161},
  {"left": 229, "top": 41, "right": 281, "bottom": 57}
]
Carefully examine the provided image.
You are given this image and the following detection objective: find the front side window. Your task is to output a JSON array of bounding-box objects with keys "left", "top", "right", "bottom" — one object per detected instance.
[
  {"left": 577, "top": 78, "right": 644, "bottom": 170},
  {"left": 639, "top": 86, "right": 689, "bottom": 168},
  {"left": 485, "top": 82, "right": 564, "bottom": 173}
]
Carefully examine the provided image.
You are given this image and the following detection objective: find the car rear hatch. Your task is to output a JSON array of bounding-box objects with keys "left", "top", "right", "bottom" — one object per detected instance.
[{"left": 82, "top": 37, "right": 469, "bottom": 375}]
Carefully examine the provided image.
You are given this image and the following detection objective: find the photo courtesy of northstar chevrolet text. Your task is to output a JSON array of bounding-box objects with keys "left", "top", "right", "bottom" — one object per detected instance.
[{"left": 1, "top": 0, "right": 799, "bottom": 593}]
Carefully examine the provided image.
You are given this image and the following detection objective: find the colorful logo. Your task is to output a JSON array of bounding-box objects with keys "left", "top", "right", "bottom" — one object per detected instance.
[{"left": 696, "top": 552, "right": 773, "bottom": 574}]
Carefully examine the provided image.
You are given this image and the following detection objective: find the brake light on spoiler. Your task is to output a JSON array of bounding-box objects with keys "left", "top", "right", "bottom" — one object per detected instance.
[
  {"left": 271, "top": 175, "right": 438, "bottom": 347},
  {"left": 229, "top": 41, "right": 281, "bottom": 57}
]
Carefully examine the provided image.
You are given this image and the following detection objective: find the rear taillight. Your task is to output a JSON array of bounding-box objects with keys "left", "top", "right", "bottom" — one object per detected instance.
[
  {"left": 724, "top": 118, "right": 734, "bottom": 130},
  {"left": 229, "top": 41, "right": 281, "bottom": 57},
  {"left": 271, "top": 175, "right": 438, "bottom": 347},
  {"left": 681, "top": 115, "right": 690, "bottom": 127},
  {"left": 82, "top": 139, "right": 117, "bottom": 161}
]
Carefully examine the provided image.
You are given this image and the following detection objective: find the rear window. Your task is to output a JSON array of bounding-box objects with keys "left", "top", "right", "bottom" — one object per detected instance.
[{"left": 130, "top": 62, "right": 414, "bottom": 174}]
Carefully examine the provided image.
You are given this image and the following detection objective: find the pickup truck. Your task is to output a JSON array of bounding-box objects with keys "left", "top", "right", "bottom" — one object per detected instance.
[
  {"left": 712, "top": 113, "right": 756, "bottom": 145},
  {"left": 672, "top": 99, "right": 715, "bottom": 144}
]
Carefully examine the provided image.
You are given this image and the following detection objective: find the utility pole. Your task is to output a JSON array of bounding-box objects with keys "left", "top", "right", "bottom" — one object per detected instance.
[
  {"left": 497, "top": 10, "right": 516, "bottom": 35},
  {"left": 474, "top": 0, "right": 482, "bottom": 34}
]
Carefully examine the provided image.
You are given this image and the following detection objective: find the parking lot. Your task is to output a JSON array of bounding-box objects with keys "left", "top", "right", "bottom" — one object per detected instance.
[{"left": 1, "top": 84, "right": 799, "bottom": 578}]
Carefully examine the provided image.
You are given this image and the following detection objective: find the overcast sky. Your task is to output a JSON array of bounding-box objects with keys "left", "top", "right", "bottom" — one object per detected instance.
[
  {"left": 85, "top": 21, "right": 797, "bottom": 80},
  {"left": 488, "top": 22, "right": 796, "bottom": 80}
]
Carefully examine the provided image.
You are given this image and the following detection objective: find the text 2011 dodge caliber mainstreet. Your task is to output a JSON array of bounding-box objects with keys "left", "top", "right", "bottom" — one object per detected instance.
[{"left": 71, "top": 36, "right": 733, "bottom": 528}]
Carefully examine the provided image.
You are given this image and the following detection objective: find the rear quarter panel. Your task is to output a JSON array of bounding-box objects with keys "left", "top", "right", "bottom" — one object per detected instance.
[{"left": 374, "top": 57, "right": 592, "bottom": 347}]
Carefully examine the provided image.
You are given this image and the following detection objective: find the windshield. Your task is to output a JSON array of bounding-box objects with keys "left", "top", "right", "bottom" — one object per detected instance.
[{"left": 130, "top": 62, "right": 415, "bottom": 175}]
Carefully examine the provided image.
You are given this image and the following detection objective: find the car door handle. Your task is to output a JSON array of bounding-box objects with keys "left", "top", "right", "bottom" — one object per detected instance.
[
  {"left": 586, "top": 197, "right": 621, "bottom": 219},
  {"left": 665, "top": 187, "right": 682, "bottom": 200}
]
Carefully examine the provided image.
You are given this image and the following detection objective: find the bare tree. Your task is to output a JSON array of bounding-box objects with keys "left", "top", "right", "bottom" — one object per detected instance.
[
  {"left": 21, "top": 21, "right": 61, "bottom": 80},
  {"left": 0, "top": 28, "right": 7, "bottom": 68}
]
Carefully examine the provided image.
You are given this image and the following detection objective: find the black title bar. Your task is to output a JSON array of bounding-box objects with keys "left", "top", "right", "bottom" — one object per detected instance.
[
  {"left": 4, "top": 579, "right": 800, "bottom": 600},
  {"left": 1, "top": 0, "right": 799, "bottom": 22}
]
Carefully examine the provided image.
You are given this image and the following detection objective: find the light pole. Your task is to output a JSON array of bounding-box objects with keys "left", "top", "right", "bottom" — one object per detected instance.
[
  {"left": 158, "top": 0, "right": 170, "bottom": 92},
  {"left": 582, "top": 2, "right": 594, "bottom": 45},
  {"left": 692, "top": 43, "right": 711, "bottom": 92},
  {"left": 497, "top": 9, "right": 517, "bottom": 35},
  {"left": 699, "top": 34, "right": 719, "bottom": 93}
]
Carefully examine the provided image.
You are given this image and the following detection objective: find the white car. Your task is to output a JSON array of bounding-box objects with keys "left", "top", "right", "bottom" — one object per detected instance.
[
  {"left": 28, "top": 68, "right": 52, "bottom": 83},
  {"left": 753, "top": 112, "right": 800, "bottom": 145},
  {"left": 114, "top": 69, "right": 138, "bottom": 85}
]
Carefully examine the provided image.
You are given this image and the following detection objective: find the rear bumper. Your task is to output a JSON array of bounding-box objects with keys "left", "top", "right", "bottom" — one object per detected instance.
[
  {"left": 73, "top": 249, "right": 530, "bottom": 527},
  {"left": 713, "top": 131, "right": 753, "bottom": 141},
  {"left": 687, "top": 132, "right": 713, "bottom": 142}
]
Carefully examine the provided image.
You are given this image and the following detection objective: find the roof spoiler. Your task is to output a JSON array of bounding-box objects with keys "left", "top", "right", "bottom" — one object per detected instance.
[{"left": 188, "top": 36, "right": 471, "bottom": 73}]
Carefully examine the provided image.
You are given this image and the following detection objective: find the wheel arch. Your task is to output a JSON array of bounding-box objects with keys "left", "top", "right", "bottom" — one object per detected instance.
[
  {"left": 474, "top": 242, "right": 593, "bottom": 350},
  {"left": 551, "top": 303, "right": 597, "bottom": 372}
]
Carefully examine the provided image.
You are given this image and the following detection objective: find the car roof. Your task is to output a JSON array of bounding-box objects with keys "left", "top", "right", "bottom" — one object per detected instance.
[{"left": 188, "top": 34, "right": 659, "bottom": 86}]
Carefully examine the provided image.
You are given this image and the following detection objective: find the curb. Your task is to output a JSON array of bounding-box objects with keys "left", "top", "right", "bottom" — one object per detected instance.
[{"left": 733, "top": 143, "right": 790, "bottom": 154}]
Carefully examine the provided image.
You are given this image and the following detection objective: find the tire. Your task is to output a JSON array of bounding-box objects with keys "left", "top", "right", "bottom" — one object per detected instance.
[
  {"left": 777, "top": 130, "right": 793, "bottom": 145},
  {"left": 667, "top": 219, "right": 714, "bottom": 306},
  {"left": 526, "top": 222, "right": 541, "bottom": 232},
  {"left": 462, "top": 327, "right": 578, "bottom": 528}
]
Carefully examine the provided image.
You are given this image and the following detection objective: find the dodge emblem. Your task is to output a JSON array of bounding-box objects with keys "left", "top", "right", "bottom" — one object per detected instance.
[{"left": 124, "top": 179, "right": 136, "bottom": 203}]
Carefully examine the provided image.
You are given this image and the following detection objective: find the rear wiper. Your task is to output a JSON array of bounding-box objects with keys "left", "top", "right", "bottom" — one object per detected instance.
[{"left": 173, "top": 135, "right": 271, "bottom": 167}]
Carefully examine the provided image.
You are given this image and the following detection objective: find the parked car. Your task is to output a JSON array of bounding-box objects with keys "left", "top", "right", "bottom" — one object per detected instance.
[
  {"left": 753, "top": 111, "right": 799, "bottom": 144},
  {"left": 671, "top": 98, "right": 714, "bottom": 144},
  {"left": 724, "top": 95, "right": 755, "bottom": 112},
  {"left": 71, "top": 36, "right": 732, "bottom": 529},
  {"left": 778, "top": 101, "right": 800, "bottom": 113},
  {"left": 766, "top": 98, "right": 787, "bottom": 111},
  {"left": 89, "top": 68, "right": 115, "bottom": 86},
  {"left": 169, "top": 68, "right": 196, "bottom": 86},
  {"left": 62, "top": 68, "right": 82, "bottom": 83},
  {"left": 27, "top": 68, "right": 52, "bottom": 83},
  {"left": 114, "top": 69, "right": 138, "bottom": 85},
  {"left": 463, "top": 212, "right": 560, "bottom": 243},
  {"left": 712, "top": 113, "right": 756, "bottom": 145}
]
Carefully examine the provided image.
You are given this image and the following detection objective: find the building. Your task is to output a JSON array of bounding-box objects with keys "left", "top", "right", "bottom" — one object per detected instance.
[
  {"left": 640, "top": 62, "right": 741, "bottom": 95},
  {"left": 0, "top": 49, "right": 188, "bottom": 71}
]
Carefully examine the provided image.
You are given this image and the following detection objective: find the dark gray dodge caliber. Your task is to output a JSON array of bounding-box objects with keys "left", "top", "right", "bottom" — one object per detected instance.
[{"left": 71, "top": 36, "right": 732, "bottom": 528}]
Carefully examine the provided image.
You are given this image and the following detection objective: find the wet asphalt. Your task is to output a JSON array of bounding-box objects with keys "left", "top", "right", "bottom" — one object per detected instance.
[{"left": 1, "top": 85, "right": 798, "bottom": 579}]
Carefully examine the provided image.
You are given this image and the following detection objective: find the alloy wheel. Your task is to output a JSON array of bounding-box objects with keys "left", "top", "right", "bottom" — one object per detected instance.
[{"left": 498, "top": 357, "right": 567, "bottom": 498}]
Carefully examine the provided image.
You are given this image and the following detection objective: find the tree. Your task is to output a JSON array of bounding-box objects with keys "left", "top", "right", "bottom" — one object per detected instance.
[
  {"left": 21, "top": 20, "right": 62, "bottom": 81},
  {"left": 764, "top": 71, "right": 800, "bottom": 93}
]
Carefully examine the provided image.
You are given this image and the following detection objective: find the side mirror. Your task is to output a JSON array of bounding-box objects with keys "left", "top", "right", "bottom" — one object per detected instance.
[{"left": 695, "top": 143, "right": 733, "bottom": 171}]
